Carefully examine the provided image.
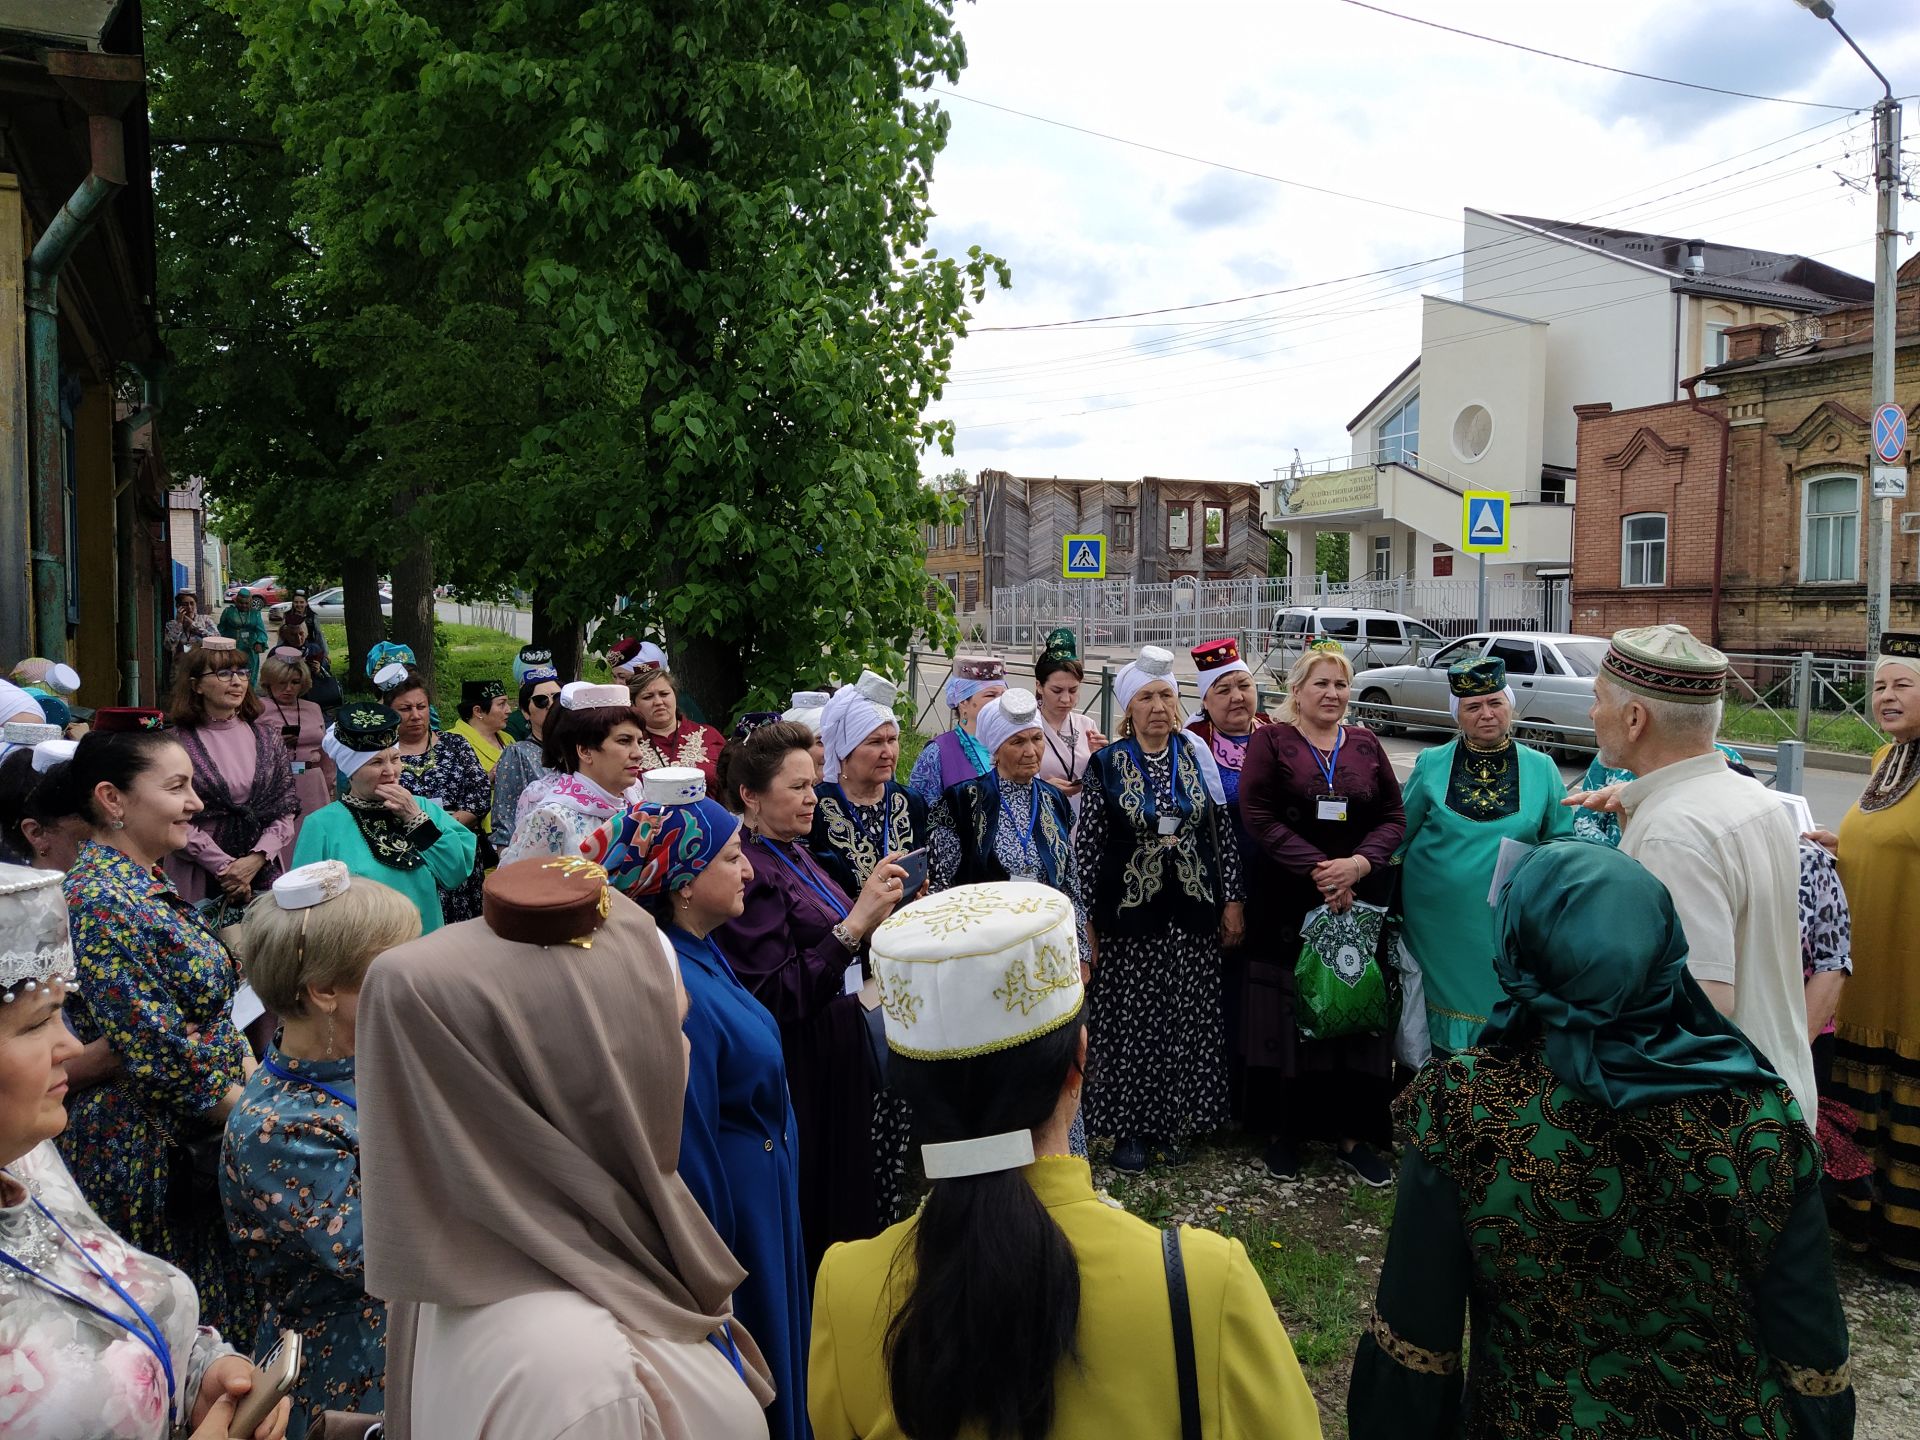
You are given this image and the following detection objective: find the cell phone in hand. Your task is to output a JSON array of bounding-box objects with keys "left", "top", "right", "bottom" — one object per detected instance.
[
  {"left": 229, "top": 1330, "right": 302, "bottom": 1437},
  {"left": 895, "top": 847, "right": 929, "bottom": 897}
]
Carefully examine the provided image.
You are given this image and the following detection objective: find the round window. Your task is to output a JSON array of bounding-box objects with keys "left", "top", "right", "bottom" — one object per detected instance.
[{"left": 1453, "top": 404, "right": 1493, "bottom": 462}]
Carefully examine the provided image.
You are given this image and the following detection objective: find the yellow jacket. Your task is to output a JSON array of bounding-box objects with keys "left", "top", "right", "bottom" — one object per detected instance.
[{"left": 809, "top": 1156, "right": 1322, "bottom": 1440}]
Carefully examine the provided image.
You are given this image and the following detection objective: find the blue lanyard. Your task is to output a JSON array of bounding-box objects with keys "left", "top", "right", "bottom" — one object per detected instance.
[
  {"left": 1307, "top": 727, "right": 1345, "bottom": 793},
  {"left": 957, "top": 729, "right": 992, "bottom": 776},
  {"left": 760, "top": 838, "right": 851, "bottom": 922},
  {"left": 0, "top": 1196, "right": 176, "bottom": 1405},
  {"left": 262, "top": 1055, "right": 357, "bottom": 1111},
  {"left": 709, "top": 1322, "right": 746, "bottom": 1382},
  {"left": 1122, "top": 737, "right": 1190, "bottom": 830},
  {"left": 829, "top": 784, "right": 891, "bottom": 855},
  {"left": 998, "top": 775, "right": 1046, "bottom": 878}
]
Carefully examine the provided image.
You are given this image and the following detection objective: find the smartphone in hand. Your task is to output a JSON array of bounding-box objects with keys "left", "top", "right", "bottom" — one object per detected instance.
[
  {"left": 895, "top": 847, "right": 930, "bottom": 897},
  {"left": 228, "top": 1330, "right": 302, "bottom": 1438}
]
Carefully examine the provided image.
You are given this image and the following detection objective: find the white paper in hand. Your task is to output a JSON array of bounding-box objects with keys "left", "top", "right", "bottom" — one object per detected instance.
[
  {"left": 1773, "top": 789, "right": 1816, "bottom": 839},
  {"left": 1487, "top": 838, "right": 1536, "bottom": 908},
  {"left": 231, "top": 982, "right": 267, "bottom": 1031}
]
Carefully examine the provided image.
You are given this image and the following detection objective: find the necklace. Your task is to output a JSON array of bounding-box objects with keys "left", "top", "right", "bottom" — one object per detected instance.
[{"left": 0, "top": 1184, "right": 57, "bottom": 1270}]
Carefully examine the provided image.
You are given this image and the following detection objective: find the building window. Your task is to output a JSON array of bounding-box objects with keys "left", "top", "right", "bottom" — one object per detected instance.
[
  {"left": 1167, "top": 503, "right": 1191, "bottom": 552},
  {"left": 1113, "top": 508, "right": 1136, "bottom": 551},
  {"left": 1802, "top": 474, "right": 1860, "bottom": 583},
  {"left": 926, "top": 522, "right": 937, "bottom": 550},
  {"left": 1698, "top": 322, "right": 1732, "bottom": 397},
  {"left": 1621, "top": 513, "right": 1667, "bottom": 588},
  {"left": 963, "top": 574, "right": 980, "bottom": 610},
  {"left": 1203, "top": 503, "right": 1227, "bottom": 551},
  {"left": 1371, "top": 534, "right": 1393, "bottom": 582},
  {"left": 1378, "top": 392, "right": 1419, "bottom": 465},
  {"left": 964, "top": 504, "right": 979, "bottom": 549},
  {"left": 946, "top": 521, "right": 959, "bottom": 548}
]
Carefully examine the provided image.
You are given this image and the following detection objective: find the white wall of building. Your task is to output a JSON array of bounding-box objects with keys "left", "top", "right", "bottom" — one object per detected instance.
[
  {"left": 1416, "top": 295, "right": 1547, "bottom": 497},
  {"left": 1461, "top": 210, "right": 1674, "bottom": 470}
]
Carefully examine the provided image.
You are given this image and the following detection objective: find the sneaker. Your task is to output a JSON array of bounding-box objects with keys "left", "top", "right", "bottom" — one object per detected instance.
[
  {"left": 1262, "top": 1139, "right": 1301, "bottom": 1182},
  {"left": 1338, "top": 1142, "right": 1393, "bottom": 1188},
  {"left": 1110, "top": 1136, "right": 1148, "bottom": 1174}
]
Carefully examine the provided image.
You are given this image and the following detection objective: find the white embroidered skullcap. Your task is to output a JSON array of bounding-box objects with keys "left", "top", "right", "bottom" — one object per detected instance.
[
  {"left": 3, "top": 721, "right": 60, "bottom": 748},
  {"left": 273, "top": 860, "right": 352, "bottom": 911},
  {"left": 975, "top": 688, "right": 1043, "bottom": 761},
  {"left": 641, "top": 767, "right": 706, "bottom": 805},
  {"left": 782, "top": 692, "right": 829, "bottom": 732},
  {"left": 35, "top": 664, "right": 81, "bottom": 696},
  {"left": 372, "top": 661, "right": 410, "bottom": 691},
  {"left": 30, "top": 738, "right": 77, "bottom": 774},
  {"left": 0, "top": 864, "right": 78, "bottom": 998},
  {"left": 819, "top": 671, "right": 900, "bottom": 785},
  {"left": 559, "top": 681, "right": 631, "bottom": 711},
  {"left": 1113, "top": 645, "right": 1178, "bottom": 714}
]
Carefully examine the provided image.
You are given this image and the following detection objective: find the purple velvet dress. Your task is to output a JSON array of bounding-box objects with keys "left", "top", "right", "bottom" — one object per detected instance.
[{"left": 715, "top": 831, "right": 878, "bottom": 1276}]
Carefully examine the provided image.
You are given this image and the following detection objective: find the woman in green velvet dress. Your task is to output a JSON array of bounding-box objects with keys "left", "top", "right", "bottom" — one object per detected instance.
[{"left": 1350, "top": 840, "right": 1854, "bottom": 1440}]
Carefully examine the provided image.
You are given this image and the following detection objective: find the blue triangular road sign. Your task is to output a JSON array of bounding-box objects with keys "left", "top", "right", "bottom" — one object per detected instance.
[{"left": 1469, "top": 500, "right": 1503, "bottom": 541}]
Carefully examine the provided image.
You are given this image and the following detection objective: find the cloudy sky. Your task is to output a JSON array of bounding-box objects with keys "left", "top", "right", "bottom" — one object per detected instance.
[{"left": 920, "top": 0, "right": 1920, "bottom": 487}]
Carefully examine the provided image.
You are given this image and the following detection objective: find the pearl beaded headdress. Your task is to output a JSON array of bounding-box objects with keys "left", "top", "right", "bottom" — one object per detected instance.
[{"left": 0, "top": 864, "right": 78, "bottom": 1002}]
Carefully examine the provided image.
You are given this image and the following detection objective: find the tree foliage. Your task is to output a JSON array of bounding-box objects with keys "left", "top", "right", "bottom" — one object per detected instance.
[{"left": 228, "top": 0, "right": 1006, "bottom": 718}]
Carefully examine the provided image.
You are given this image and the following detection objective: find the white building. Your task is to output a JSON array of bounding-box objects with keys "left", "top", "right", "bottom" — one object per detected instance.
[{"left": 1263, "top": 210, "right": 1870, "bottom": 615}]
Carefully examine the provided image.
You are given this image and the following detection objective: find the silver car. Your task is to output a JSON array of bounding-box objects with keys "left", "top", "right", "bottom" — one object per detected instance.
[
  {"left": 301, "top": 585, "right": 393, "bottom": 624},
  {"left": 1350, "top": 631, "right": 1612, "bottom": 750}
]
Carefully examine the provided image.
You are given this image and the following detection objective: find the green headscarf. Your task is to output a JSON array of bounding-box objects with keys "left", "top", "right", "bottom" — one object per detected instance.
[{"left": 1482, "top": 839, "right": 1783, "bottom": 1110}]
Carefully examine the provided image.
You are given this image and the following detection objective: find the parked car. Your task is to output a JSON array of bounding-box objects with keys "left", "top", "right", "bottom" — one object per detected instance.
[
  {"left": 1349, "top": 631, "right": 1611, "bottom": 751},
  {"left": 1270, "top": 606, "right": 1447, "bottom": 670},
  {"left": 301, "top": 585, "right": 393, "bottom": 624},
  {"left": 231, "top": 575, "right": 285, "bottom": 605}
]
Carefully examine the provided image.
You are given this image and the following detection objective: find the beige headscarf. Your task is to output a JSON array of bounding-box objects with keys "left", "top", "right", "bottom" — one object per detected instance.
[{"left": 357, "top": 889, "right": 774, "bottom": 1434}]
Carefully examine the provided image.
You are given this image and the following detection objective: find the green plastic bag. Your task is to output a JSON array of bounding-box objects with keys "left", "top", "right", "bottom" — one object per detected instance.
[{"left": 1294, "top": 901, "right": 1400, "bottom": 1041}]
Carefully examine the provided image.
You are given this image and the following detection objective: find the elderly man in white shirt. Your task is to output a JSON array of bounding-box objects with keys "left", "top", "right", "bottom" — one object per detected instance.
[{"left": 1569, "top": 624, "right": 1815, "bottom": 1124}]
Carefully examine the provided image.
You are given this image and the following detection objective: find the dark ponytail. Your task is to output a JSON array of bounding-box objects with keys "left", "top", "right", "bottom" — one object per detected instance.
[
  {"left": 884, "top": 1010, "right": 1085, "bottom": 1440},
  {"left": 64, "top": 730, "right": 181, "bottom": 827}
]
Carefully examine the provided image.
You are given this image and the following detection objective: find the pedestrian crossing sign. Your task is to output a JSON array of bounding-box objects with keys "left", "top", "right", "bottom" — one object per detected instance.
[
  {"left": 1062, "top": 534, "right": 1107, "bottom": 578},
  {"left": 1461, "top": 491, "right": 1510, "bottom": 554}
]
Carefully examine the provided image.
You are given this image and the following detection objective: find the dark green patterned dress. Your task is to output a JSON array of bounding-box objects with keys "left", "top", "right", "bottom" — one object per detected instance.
[{"left": 1350, "top": 1045, "right": 1854, "bottom": 1440}]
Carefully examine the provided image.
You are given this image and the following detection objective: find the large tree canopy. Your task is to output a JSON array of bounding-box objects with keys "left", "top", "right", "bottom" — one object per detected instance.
[{"left": 230, "top": 0, "right": 1003, "bottom": 717}]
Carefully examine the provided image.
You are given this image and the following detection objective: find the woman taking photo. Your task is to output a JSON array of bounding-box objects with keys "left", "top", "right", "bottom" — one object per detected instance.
[
  {"left": 501, "top": 683, "right": 645, "bottom": 862},
  {"left": 256, "top": 646, "right": 333, "bottom": 841},
  {"left": 716, "top": 721, "right": 908, "bottom": 1271},
  {"left": 810, "top": 671, "right": 926, "bottom": 899},
  {"left": 1351, "top": 841, "right": 1853, "bottom": 1439},
  {"left": 1237, "top": 643, "right": 1405, "bottom": 1187},
  {"left": 1033, "top": 630, "right": 1105, "bottom": 822},
  {"left": 167, "top": 640, "right": 299, "bottom": 907},
  {"left": 589, "top": 770, "right": 810, "bottom": 1440},
  {"left": 906, "top": 655, "right": 1008, "bottom": 807},
  {"left": 385, "top": 669, "right": 491, "bottom": 922},
  {"left": 631, "top": 667, "right": 726, "bottom": 788},
  {"left": 1076, "top": 646, "right": 1243, "bottom": 1175},
  {"left": 810, "top": 881, "right": 1319, "bottom": 1440},
  {"left": 292, "top": 703, "right": 479, "bottom": 935},
  {"left": 59, "top": 716, "right": 261, "bottom": 1342},
  {"left": 0, "top": 864, "right": 292, "bottom": 1440},
  {"left": 491, "top": 667, "right": 562, "bottom": 837},
  {"left": 356, "top": 858, "right": 775, "bottom": 1439},
  {"left": 222, "top": 862, "right": 421, "bottom": 1437}
]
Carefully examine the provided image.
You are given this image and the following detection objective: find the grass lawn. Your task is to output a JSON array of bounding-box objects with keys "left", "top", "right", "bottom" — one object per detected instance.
[
  {"left": 1721, "top": 701, "right": 1886, "bottom": 756},
  {"left": 321, "top": 621, "right": 610, "bottom": 727}
]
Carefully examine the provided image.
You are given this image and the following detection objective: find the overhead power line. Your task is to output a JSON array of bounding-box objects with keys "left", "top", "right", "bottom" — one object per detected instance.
[{"left": 1334, "top": 0, "right": 1858, "bottom": 112}]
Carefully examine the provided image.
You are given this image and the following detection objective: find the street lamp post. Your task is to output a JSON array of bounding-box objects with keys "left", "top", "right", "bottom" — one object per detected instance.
[{"left": 1797, "top": 0, "right": 1903, "bottom": 654}]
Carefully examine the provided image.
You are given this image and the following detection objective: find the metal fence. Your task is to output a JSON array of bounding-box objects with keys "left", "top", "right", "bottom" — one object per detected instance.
[
  {"left": 1721, "top": 651, "right": 1881, "bottom": 751},
  {"left": 990, "top": 574, "right": 1565, "bottom": 654}
]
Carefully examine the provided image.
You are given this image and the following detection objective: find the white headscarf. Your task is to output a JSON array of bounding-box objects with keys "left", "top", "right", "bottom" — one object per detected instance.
[
  {"left": 322, "top": 724, "right": 385, "bottom": 780},
  {"left": 1447, "top": 686, "right": 1517, "bottom": 721},
  {"left": 820, "top": 671, "right": 899, "bottom": 785},
  {"left": 1195, "top": 657, "right": 1251, "bottom": 704},
  {"left": 1112, "top": 650, "right": 1227, "bottom": 806},
  {"left": 975, "top": 689, "right": 1043, "bottom": 763}
]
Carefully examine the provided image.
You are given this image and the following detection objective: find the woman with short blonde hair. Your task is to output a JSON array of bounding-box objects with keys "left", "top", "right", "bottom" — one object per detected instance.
[
  {"left": 222, "top": 862, "right": 422, "bottom": 1435},
  {"left": 1274, "top": 645, "right": 1354, "bottom": 725},
  {"left": 256, "top": 647, "right": 332, "bottom": 843}
]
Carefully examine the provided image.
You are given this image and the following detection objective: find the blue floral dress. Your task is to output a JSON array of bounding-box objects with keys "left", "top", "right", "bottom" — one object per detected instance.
[
  {"left": 220, "top": 1047, "right": 381, "bottom": 1439},
  {"left": 60, "top": 839, "right": 257, "bottom": 1347}
]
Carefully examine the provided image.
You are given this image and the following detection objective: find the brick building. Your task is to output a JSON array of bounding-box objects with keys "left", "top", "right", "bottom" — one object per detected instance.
[
  {"left": 922, "top": 480, "right": 987, "bottom": 623},
  {"left": 1570, "top": 255, "right": 1920, "bottom": 655}
]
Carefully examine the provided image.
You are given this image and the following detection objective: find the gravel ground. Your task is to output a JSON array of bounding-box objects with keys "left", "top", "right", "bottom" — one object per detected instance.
[{"left": 1091, "top": 1136, "right": 1919, "bottom": 1439}]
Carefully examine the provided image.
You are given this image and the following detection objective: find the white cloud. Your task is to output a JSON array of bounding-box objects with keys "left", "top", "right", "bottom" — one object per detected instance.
[{"left": 921, "top": 0, "right": 1920, "bottom": 486}]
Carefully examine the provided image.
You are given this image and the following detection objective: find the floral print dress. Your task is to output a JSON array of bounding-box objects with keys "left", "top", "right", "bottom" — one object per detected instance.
[
  {"left": 60, "top": 840, "right": 256, "bottom": 1346},
  {"left": 220, "top": 1047, "right": 381, "bottom": 1438},
  {"left": 396, "top": 733, "right": 491, "bottom": 922},
  {"left": 0, "top": 1140, "right": 239, "bottom": 1439}
]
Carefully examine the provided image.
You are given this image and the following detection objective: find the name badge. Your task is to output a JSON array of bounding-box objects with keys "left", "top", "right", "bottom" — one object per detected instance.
[
  {"left": 1157, "top": 815, "right": 1181, "bottom": 837},
  {"left": 289, "top": 761, "right": 306, "bottom": 775},
  {"left": 1317, "top": 795, "right": 1349, "bottom": 822}
]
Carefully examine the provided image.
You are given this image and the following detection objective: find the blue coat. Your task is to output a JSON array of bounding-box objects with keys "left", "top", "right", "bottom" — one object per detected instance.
[{"left": 671, "top": 926, "right": 811, "bottom": 1440}]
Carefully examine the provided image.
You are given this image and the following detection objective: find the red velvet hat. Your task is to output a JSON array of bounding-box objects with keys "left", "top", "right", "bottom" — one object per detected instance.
[
  {"left": 1191, "top": 637, "right": 1242, "bottom": 672},
  {"left": 91, "top": 707, "right": 168, "bottom": 734}
]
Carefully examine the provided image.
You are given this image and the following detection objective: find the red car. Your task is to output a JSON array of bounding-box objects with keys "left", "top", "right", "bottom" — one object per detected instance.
[{"left": 231, "top": 575, "right": 285, "bottom": 605}]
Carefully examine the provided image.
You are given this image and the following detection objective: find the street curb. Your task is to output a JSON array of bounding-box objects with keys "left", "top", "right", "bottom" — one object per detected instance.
[{"left": 1804, "top": 748, "right": 1873, "bottom": 775}]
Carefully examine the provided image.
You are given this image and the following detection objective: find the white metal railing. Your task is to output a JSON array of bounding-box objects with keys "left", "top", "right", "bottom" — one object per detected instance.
[{"left": 1269, "top": 447, "right": 1567, "bottom": 506}]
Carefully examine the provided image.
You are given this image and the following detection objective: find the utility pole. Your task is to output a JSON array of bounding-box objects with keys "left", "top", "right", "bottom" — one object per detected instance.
[{"left": 1798, "top": 0, "right": 1903, "bottom": 652}]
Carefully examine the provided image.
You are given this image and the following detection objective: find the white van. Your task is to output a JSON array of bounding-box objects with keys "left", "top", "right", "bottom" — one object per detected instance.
[{"left": 1269, "top": 607, "right": 1447, "bottom": 670}]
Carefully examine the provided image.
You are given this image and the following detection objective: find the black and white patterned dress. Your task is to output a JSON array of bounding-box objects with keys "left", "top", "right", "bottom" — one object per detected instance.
[
  {"left": 398, "top": 732, "right": 491, "bottom": 923},
  {"left": 1076, "top": 738, "right": 1243, "bottom": 1144}
]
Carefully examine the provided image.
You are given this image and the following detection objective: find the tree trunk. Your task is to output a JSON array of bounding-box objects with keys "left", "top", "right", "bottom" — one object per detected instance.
[
  {"left": 389, "top": 521, "right": 436, "bottom": 695},
  {"left": 530, "top": 578, "right": 583, "bottom": 681},
  {"left": 665, "top": 620, "right": 746, "bottom": 724},
  {"left": 340, "top": 554, "right": 385, "bottom": 695}
]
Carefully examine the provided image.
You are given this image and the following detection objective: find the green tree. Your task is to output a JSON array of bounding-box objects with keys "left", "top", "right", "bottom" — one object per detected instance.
[
  {"left": 232, "top": 0, "right": 1007, "bottom": 719},
  {"left": 1315, "top": 531, "right": 1350, "bottom": 584}
]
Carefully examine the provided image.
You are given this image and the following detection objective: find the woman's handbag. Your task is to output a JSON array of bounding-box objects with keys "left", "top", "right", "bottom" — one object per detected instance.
[{"left": 1293, "top": 900, "right": 1401, "bottom": 1040}]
